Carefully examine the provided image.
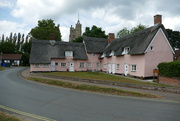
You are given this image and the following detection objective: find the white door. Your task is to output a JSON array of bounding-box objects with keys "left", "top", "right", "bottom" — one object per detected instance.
[
  {"left": 96, "top": 62, "right": 100, "bottom": 71},
  {"left": 111, "top": 63, "right": 115, "bottom": 74},
  {"left": 124, "top": 63, "right": 129, "bottom": 76},
  {"left": 108, "top": 63, "right": 111, "bottom": 73},
  {"left": 51, "top": 61, "right": 55, "bottom": 71},
  {"left": 69, "top": 62, "right": 74, "bottom": 72}
]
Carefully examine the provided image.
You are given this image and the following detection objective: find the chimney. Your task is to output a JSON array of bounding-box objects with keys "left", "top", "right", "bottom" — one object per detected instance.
[
  {"left": 154, "top": 14, "right": 162, "bottom": 25},
  {"left": 108, "top": 33, "right": 115, "bottom": 43}
]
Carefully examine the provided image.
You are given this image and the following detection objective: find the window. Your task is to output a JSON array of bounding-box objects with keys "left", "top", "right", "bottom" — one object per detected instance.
[
  {"left": 55, "top": 62, "right": 58, "bottom": 66},
  {"left": 92, "top": 53, "right": 96, "bottom": 57},
  {"left": 150, "top": 46, "right": 154, "bottom": 51},
  {"left": 104, "top": 64, "right": 107, "bottom": 69},
  {"left": 109, "top": 50, "right": 115, "bottom": 56},
  {"left": 87, "top": 62, "right": 92, "bottom": 68},
  {"left": 4, "top": 60, "right": 10, "bottom": 63},
  {"left": 35, "top": 64, "right": 40, "bottom": 68},
  {"left": 122, "top": 47, "right": 130, "bottom": 55},
  {"left": 116, "top": 64, "right": 120, "bottom": 69},
  {"left": 61, "top": 63, "right": 66, "bottom": 67},
  {"left": 131, "top": 65, "right": 137, "bottom": 72},
  {"left": 43, "top": 64, "right": 49, "bottom": 67},
  {"left": 65, "top": 51, "right": 73, "bottom": 57},
  {"left": 79, "top": 62, "right": 85, "bottom": 68}
]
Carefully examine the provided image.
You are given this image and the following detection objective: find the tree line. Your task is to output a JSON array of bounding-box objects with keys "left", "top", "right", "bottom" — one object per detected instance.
[{"left": 0, "top": 32, "right": 31, "bottom": 66}]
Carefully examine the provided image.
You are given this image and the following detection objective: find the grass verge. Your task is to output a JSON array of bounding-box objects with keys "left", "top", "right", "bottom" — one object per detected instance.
[
  {"left": 27, "top": 77, "right": 160, "bottom": 98},
  {"left": 0, "top": 67, "right": 5, "bottom": 71},
  {"left": 0, "top": 112, "right": 21, "bottom": 121},
  {"left": 45, "top": 72, "right": 172, "bottom": 87}
]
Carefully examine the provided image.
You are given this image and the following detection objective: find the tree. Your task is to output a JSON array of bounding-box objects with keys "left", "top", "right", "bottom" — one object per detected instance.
[
  {"left": 72, "top": 36, "right": 83, "bottom": 43},
  {"left": 166, "top": 29, "right": 180, "bottom": 49},
  {"left": 0, "top": 41, "right": 16, "bottom": 54},
  {"left": 30, "top": 19, "right": 62, "bottom": 41},
  {"left": 83, "top": 25, "right": 108, "bottom": 38},
  {"left": 117, "top": 24, "right": 147, "bottom": 38}
]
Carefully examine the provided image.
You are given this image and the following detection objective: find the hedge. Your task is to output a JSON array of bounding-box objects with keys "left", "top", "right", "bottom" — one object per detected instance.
[{"left": 158, "top": 61, "right": 180, "bottom": 77}]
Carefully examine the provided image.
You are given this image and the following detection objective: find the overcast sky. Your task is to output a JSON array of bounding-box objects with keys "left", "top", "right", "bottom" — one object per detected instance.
[{"left": 0, "top": 0, "right": 180, "bottom": 41}]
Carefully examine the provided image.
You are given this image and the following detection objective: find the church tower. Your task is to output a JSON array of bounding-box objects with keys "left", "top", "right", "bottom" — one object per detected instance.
[{"left": 69, "top": 18, "right": 82, "bottom": 42}]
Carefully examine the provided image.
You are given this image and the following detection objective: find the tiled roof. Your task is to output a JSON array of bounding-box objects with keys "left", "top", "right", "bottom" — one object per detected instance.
[{"left": 2, "top": 54, "right": 22, "bottom": 60}]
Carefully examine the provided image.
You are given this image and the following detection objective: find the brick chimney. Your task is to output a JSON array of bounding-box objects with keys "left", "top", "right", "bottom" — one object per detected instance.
[
  {"left": 108, "top": 33, "right": 115, "bottom": 43},
  {"left": 154, "top": 14, "right": 162, "bottom": 25}
]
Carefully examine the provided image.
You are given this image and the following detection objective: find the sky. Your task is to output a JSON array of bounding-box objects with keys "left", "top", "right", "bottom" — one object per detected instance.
[{"left": 0, "top": 0, "right": 180, "bottom": 42}]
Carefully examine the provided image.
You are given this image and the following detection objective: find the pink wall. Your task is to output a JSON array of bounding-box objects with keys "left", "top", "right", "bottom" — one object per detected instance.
[
  {"left": 144, "top": 29, "right": 174, "bottom": 77},
  {"left": 101, "top": 55, "right": 145, "bottom": 77},
  {"left": 30, "top": 64, "right": 51, "bottom": 72}
]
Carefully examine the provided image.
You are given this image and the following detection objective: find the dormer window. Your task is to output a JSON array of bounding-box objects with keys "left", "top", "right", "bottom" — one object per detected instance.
[
  {"left": 101, "top": 53, "right": 106, "bottom": 58},
  {"left": 65, "top": 51, "right": 73, "bottom": 57},
  {"left": 122, "top": 47, "right": 130, "bottom": 55},
  {"left": 109, "top": 50, "right": 115, "bottom": 56}
]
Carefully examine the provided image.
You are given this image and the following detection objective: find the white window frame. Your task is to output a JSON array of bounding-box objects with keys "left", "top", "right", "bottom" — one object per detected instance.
[
  {"left": 87, "top": 62, "right": 92, "bottom": 68},
  {"left": 116, "top": 64, "right": 120, "bottom": 69},
  {"left": 4, "top": 60, "right": 10, "bottom": 63},
  {"left": 131, "top": 65, "right": 137, "bottom": 72},
  {"left": 35, "top": 64, "right": 40, "bottom": 68},
  {"left": 61, "top": 63, "right": 66, "bottom": 67},
  {"left": 79, "top": 62, "right": 85, "bottom": 68},
  {"left": 101, "top": 53, "right": 106, "bottom": 58},
  {"left": 150, "top": 46, "right": 154, "bottom": 51},
  {"left": 43, "top": 64, "right": 49, "bottom": 68},
  {"left": 65, "top": 51, "right": 73, "bottom": 57},
  {"left": 109, "top": 50, "right": 115, "bottom": 56},
  {"left": 92, "top": 53, "right": 96, "bottom": 57},
  {"left": 122, "top": 47, "right": 130, "bottom": 55},
  {"left": 104, "top": 64, "right": 107, "bottom": 69}
]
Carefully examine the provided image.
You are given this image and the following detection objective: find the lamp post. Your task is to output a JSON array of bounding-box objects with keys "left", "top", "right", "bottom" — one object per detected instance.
[{"left": 0, "top": 52, "right": 2, "bottom": 66}]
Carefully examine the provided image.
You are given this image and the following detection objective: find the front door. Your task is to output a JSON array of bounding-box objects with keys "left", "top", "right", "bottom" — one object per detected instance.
[
  {"left": 108, "top": 63, "right": 111, "bottom": 73},
  {"left": 51, "top": 61, "right": 55, "bottom": 71},
  {"left": 124, "top": 63, "right": 129, "bottom": 76},
  {"left": 69, "top": 62, "right": 74, "bottom": 72},
  {"left": 111, "top": 63, "right": 115, "bottom": 74}
]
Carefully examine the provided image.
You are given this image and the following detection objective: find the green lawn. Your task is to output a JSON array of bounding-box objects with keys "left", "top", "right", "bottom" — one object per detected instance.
[{"left": 45, "top": 72, "right": 170, "bottom": 87}]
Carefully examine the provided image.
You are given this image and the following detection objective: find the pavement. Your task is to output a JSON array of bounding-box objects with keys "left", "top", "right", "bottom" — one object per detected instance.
[{"left": 21, "top": 68, "right": 180, "bottom": 102}]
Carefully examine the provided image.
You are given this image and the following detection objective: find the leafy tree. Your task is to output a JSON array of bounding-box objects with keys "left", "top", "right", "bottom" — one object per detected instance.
[
  {"left": 1, "top": 34, "right": 4, "bottom": 42},
  {"left": 166, "top": 29, "right": 180, "bottom": 49},
  {"left": 0, "top": 41, "right": 16, "bottom": 54},
  {"left": 72, "top": 36, "right": 83, "bottom": 43},
  {"left": 117, "top": 24, "right": 147, "bottom": 38},
  {"left": 9, "top": 32, "right": 13, "bottom": 43},
  {"left": 30, "top": 19, "right": 62, "bottom": 41},
  {"left": 83, "top": 25, "right": 108, "bottom": 38},
  {"left": 117, "top": 27, "right": 130, "bottom": 38}
]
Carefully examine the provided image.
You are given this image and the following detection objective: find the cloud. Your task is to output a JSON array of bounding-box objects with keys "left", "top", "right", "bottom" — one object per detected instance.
[
  {"left": 0, "top": 0, "right": 14, "bottom": 8},
  {"left": 0, "top": 20, "right": 30, "bottom": 37}
]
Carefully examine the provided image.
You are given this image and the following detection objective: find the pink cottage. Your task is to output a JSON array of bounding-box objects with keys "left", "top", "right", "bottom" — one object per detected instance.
[{"left": 30, "top": 15, "right": 175, "bottom": 78}]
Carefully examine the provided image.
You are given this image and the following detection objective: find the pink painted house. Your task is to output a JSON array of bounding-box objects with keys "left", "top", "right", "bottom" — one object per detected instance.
[{"left": 30, "top": 15, "right": 175, "bottom": 78}]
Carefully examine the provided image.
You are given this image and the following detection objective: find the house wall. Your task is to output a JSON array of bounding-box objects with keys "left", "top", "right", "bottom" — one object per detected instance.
[
  {"left": 144, "top": 29, "right": 174, "bottom": 77},
  {"left": 30, "top": 64, "right": 51, "bottom": 72},
  {"left": 86, "top": 53, "right": 101, "bottom": 71},
  {"left": 101, "top": 55, "right": 145, "bottom": 77}
]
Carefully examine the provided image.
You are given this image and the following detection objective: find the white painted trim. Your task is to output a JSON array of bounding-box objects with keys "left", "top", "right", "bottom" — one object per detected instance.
[{"left": 144, "top": 28, "right": 175, "bottom": 54}]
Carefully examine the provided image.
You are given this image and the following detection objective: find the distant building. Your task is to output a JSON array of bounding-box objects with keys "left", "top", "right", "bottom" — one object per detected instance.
[
  {"left": 1, "top": 54, "right": 22, "bottom": 66},
  {"left": 69, "top": 20, "right": 82, "bottom": 42}
]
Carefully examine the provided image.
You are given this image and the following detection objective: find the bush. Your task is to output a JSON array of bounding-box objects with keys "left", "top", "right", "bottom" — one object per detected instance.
[{"left": 158, "top": 61, "right": 180, "bottom": 77}]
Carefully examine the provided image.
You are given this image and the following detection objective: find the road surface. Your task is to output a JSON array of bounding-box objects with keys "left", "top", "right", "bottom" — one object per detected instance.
[{"left": 0, "top": 67, "right": 180, "bottom": 121}]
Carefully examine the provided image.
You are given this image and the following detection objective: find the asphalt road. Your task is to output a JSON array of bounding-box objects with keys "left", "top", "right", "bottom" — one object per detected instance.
[{"left": 0, "top": 67, "right": 180, "bottom": 121}]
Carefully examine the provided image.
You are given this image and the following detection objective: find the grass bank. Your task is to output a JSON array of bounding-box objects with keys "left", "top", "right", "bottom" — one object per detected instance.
[
  {"left": 0, "top": 67, "right": 5, "bottom": 71},
  {"left": 27, "top": 77, "right": 160, "bottom": 98},
  {"left": 0, "top": 112, "right": 21, "bottom": 121},
  {"left": 45, "top": 72, "right": 171, "bottom": 87}
]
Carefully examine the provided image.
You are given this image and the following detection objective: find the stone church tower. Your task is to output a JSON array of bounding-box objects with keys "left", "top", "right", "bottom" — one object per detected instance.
[{"left": 69, "top": 20, "right": 82, "bottom": 42}]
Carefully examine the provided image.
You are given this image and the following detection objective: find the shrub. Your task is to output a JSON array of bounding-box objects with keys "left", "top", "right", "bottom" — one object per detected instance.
[{"left": 158, "top": 61, "right": 180, "bottom": 77}]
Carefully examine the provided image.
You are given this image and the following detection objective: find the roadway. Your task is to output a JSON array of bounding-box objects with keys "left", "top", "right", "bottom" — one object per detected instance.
[{"left": 0, "top": 67, "right": 180, "bottom": 121}]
